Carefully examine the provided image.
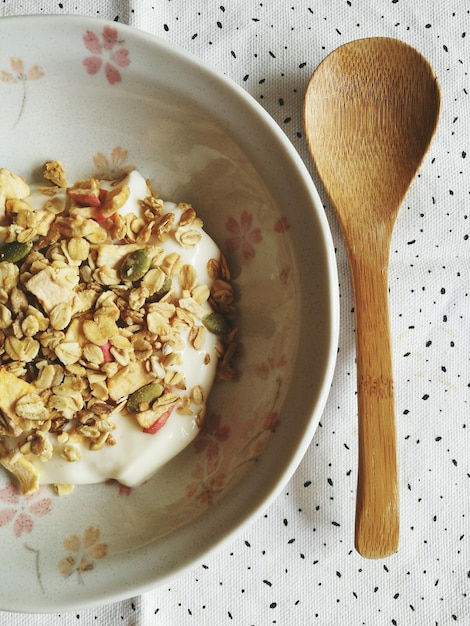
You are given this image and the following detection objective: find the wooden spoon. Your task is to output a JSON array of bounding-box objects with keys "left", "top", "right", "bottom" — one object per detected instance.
[{"left": 303, "top": 38, "right": 440, "bottom": 558}]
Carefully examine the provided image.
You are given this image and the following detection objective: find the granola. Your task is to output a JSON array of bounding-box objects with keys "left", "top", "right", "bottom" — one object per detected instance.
[{"left": 0, "top": 163, "right": 237, "bottom": 494}]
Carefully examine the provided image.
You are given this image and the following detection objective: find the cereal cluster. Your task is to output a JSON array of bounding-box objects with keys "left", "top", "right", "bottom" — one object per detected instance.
[{"left": 0, "top": 163, "right": 236, "bottom": 494}]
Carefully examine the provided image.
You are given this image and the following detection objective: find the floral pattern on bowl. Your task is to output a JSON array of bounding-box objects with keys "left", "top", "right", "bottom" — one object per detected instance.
[
  {"left": 0, "top": 57, "right": 44, "bottom": 126},
  {"left": 82, "top": 24, "right": 131, "bottom": 85}
]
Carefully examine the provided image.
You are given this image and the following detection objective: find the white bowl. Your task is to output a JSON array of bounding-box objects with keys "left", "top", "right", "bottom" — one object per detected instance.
[{"left": 0, "top": 15, "right": 338, "bottom": 611}]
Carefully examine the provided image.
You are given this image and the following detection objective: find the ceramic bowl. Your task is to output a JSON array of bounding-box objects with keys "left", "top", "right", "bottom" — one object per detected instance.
[{"left": 0, "top": 15, "right": 338, "bottom": 611}]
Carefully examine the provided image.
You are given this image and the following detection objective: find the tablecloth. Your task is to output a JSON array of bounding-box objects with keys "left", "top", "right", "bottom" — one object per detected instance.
[{"left": 0, "top": 0, "right": 468, "bottom": 624}]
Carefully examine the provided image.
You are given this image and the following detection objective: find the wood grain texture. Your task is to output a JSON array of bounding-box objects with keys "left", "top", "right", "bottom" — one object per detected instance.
[{"left": 304, "top": 37, "right": 440, "bottom": 558}]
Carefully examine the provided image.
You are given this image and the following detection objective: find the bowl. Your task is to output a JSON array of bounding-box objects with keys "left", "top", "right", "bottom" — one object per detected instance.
[{"left": 0, "top": 15, "right": 339, "bottom": 611}]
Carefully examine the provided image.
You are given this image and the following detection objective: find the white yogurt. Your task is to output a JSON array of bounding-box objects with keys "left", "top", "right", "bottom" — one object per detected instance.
[
  {"left": 38, "top": 323, "right": 218, "bottom": 487},
  {"left": 5, "top": 170, "right": 221, "bottom": 488}
]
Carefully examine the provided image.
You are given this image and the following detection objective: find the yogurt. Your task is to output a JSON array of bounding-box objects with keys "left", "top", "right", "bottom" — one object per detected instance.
[{"left": 0, "top": 166, "right": 231, "bottom": 493}]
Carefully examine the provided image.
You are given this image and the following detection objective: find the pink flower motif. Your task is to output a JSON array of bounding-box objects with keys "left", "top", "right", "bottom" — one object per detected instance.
[
  {"left": 194, "top": 437, "right": 218, "bottom": 459},
  {"left": 82, "top": 26, "right": 130, "bottom": 86},
  {"left": 194, "top": 413, "right": 230, "bottom": 452},
  {"left": 186, "top": 462, "right": 227, "bottom": 506},
  {"left": 274, "top": 216, "right": 290, "bottom": 233},
  {"left": 0, "top": 57, "right": 44, "bottom": 126},
  {"left": 58, "top": 526, "right": 107, "bottom": 582},
  {"left": 263, "top": 411, "right": 280, "bottom": 433},
  {"left": 256, "top": 354, "right": 288, "bottom": 379},
  {"left": 0, "top": 483, "right": 52, "bottom": 538},
  {"left": 194, "top": 412, "right": 231, "bottom": 470},
  {"left": 92, "top": 145, "right": 135, "bottom": 179},
  {"left": 225, "top": 211, "right": 262, "bottom": 260},
  {"left": 104, "top": 63, "right": 121, "bottom": 86},
  {"left": 102, "top": 27, "right": 118, "bottom": 51},
  {"left": 111, "top": 48, "right": 130, "bottom": 67}
]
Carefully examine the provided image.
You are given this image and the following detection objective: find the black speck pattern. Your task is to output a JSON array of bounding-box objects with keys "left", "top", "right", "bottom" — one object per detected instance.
[{"left": 1, "top": 1, "right": 469, "bottom": 624}]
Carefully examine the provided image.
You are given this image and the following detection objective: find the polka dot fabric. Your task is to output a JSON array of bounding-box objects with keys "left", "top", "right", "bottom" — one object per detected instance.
[{"left": 1, "top": 1, "right": 469, "bottom": 624}]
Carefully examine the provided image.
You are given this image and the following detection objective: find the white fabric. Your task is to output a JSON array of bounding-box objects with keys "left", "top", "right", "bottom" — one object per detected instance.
[{"left": 1, "top": 1, "right": 469, "bottom": 624}]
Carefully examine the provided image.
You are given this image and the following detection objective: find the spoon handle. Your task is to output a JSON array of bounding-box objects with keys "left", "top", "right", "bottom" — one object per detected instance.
[{"left": 350, "top": 253, "right": 399, "bottom": 559}]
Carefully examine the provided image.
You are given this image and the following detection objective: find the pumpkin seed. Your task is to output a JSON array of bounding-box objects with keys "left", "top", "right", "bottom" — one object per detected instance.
[
  {"left": 120, "top": 248, "right": 151, "bottom": 282},
  {"left": 0, "top": 240, "right": 33, "bottom": 263},
  {"left": 155, "top": 275, "right": 172, "bottom": 298},
  {"left": 127, "top": 380, "right": 164, "bottom": 413},
  {"left": 202, "top": 311, "right": 231, "bottom": 335}
]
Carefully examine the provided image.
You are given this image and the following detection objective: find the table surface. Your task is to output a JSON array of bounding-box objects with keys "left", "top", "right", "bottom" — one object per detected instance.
[{"left": 1, "top": 1, "right": 468, "bottom": 624}]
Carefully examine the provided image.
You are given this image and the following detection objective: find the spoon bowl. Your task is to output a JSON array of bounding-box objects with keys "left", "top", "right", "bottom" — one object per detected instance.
[{"left": 304, "top": 37, "right": 440, "bottom": 558}]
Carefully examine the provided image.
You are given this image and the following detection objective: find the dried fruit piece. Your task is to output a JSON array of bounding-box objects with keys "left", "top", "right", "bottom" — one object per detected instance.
[
  {"left": 53, "top": 483, "right": 75, "bottom": 496},
  {"left": 66, "top": 178, "right": 101, "bottom": 207},
  {"left": 0, "top": 446, "right": 39, "bottom": 494},
  {"left": 98, "top": 183, "right": 130, "bottom": 219},
  {"left": 0, "top": 368, "right": 38, "bottom": 433},
  {"left": 107, "top": 360, "right": 155, "bottom": 401},
  {"left": 142, "top": 405, "right": 174, "bottom": 434},
  {"left": 0, "top": 168, "right": 30, "bottom": 199},
  {"left": 43, "top": 160, "right": 67, "bottom": 188}
]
